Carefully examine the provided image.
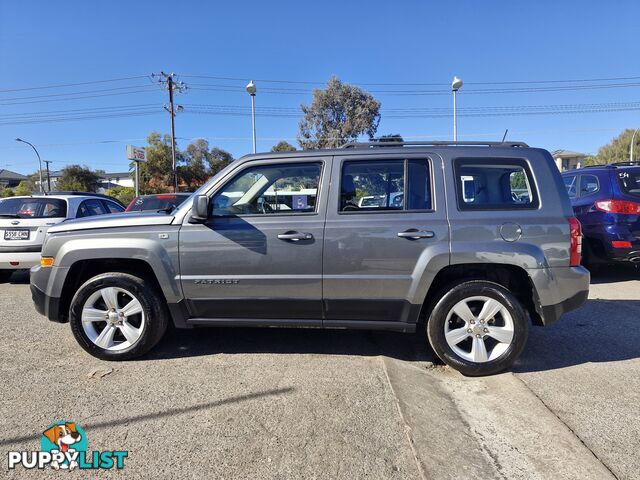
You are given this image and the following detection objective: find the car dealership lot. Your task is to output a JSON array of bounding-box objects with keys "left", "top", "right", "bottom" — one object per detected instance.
[{"left": 1, "top": 269, "right": 638, "bottom": 479}]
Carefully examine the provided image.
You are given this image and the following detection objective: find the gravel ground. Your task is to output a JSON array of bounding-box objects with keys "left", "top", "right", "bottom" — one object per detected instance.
[{"left": 1, "top": 268, "right": 637, "bottom": 479}]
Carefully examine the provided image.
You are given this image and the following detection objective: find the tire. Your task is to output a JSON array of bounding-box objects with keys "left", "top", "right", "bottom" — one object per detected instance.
[
  {"left": 426, "top": 280, "right": 529, "bottom": 377},
  {"left": 0, "top": 270, "right": 13, "bottom": 283},
  {"left": 69, "top": 272, "right": 169, "bottom": 360}
]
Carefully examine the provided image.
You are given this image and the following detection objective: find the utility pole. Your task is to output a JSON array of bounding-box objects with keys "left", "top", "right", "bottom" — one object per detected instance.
[
  {"left": 153, "top": 72, "right": 186, "bottom": 193},
  {"left": 43, "top": 160, "right": 53, "bottom": 192}
]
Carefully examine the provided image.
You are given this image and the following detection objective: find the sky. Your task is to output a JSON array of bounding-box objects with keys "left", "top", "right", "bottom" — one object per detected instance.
[{"left": 0, "top": 0, "right": 638, "bottom": 175}]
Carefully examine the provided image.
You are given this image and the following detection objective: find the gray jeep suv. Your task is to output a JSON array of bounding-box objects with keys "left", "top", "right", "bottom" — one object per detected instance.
[{"left": 31, "top": 141, "right": 590, "bottom": 376}]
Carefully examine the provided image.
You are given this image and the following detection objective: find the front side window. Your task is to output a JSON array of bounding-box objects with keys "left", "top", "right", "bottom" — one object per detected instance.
[
  {"left": 454, "top": 158, "right": 538, "bottom": 210},
  {"left": 0, "top": 198, "right": 67, "bottom": 218},
  {"left": 579, "top": 174, "right": 600, "bottom": 196},
  {"left": 211, "top": 162, "right": 321, "bottom": 216},
  {"left": 103, "top": 201, "right": 124, "bottom": 213},
  {"left": 340, "top": 159, "right": 432, "bottom": 212},
  {"left": 563, "top": 175, "right": 577, "bottom": 199}
]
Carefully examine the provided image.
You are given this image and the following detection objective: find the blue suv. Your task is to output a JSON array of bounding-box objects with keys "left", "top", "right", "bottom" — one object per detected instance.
[{"left": 562, "top": 163, "right": 640, "bottom": 268}]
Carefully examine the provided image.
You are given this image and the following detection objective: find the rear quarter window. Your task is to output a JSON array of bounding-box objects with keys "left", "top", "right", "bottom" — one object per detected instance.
[
  {"left": 617, "top": 169, "right": 640, "bottom": 197},
  {"left": 454, "top": 158, "right": 539, "bottom": 210}
]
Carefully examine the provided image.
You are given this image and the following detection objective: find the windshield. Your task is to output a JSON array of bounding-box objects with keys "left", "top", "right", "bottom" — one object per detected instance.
[
  {"left": 617, "top": 169, "right": 640, "bottom": 197},
  {"left": 0, "top": 198, "right": 67, "bottom": 218},
  {"left": 126, "top": 194, "right": 191, "bottom": 212}
]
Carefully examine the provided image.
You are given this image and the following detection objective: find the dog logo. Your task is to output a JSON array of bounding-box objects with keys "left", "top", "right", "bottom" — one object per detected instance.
[
  {"left": 7, "top": 420, "right": 127, "bottom": 471},
  {"left": 41, "top": 422, "right": 86, "bottom": 470}
]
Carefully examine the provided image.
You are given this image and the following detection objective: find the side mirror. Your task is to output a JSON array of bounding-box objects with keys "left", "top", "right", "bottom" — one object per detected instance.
[{"left": 189, "top": 195, "right": 209, "bottom": 223}]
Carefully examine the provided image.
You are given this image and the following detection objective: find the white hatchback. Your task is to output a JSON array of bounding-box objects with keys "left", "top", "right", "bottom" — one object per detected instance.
[{"left": 0, "top": 194, "right": 124, "bottom": 280}]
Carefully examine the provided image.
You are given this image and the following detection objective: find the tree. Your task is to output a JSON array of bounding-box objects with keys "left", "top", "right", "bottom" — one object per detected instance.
[
  {"left": 105, "top": 186, "right": 135, "bottom": 205},
  {"left": 181, "top": 139, "right": 210, "bottom": 189},
  {"left": 14, "top": 181, "right": 32, "bottom": 196},
  {"left": 56, "top": 165, "right": 100, "bottom": 192},
  {"left": 0, "top": 187, "right": 15, "bottom": 197},
  {"left": 591, "top": 129, "right": 639, "bottom": 165},
  {"left": 271, "top": 140, "right": 296, "bottom": 152},
  {"left": 136, "top": 132, "right": 175, "bottom": 193},
  {"left": 208, "top": 147, "right": 234, "bottom": 176},
  {"left": 297, "top": 76, "right": 381, "bottom": 149}
]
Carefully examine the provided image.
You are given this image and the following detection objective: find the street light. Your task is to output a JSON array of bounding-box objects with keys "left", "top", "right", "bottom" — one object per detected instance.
[
  {"left": 15, "top": 138, "right": 44, "bottom": 193},
  {"left": 630, "top": 128, "right": 639, "bottom": 163},
  {"left": 451, "top": 76, "right": 463, "bottom": 142},
  {"left": 246, "top": 80, "right": 257, "bottom": 153}
]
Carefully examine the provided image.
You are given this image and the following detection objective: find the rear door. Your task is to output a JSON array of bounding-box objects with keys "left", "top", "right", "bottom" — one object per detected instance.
[
  {"left": 322, "top": 153, "right": 449, "bottom": 325},
  {"left": 179, "top": 156, "right": 330, "bottom": 321}
]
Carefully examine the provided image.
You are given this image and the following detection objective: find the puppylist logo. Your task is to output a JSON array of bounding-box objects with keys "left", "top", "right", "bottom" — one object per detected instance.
[{"left": 7, "top": 421, "right": 128, "bottom": 471}]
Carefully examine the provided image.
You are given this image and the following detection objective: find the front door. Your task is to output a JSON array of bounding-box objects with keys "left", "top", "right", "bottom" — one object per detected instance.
[
  {"left": 179, "top": 157, "right": 330, "bottom": 321},
  {"left": 322, "top": 153, "right": 449, "bottom": 325}
]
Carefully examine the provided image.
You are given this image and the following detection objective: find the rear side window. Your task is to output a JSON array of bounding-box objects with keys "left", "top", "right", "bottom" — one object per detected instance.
[
  {"left": 103, "top": 201, "right": 124, "bottom": 213},
  {"left": 77, "top": 199, "right": 108, "bottom": 218},
  {"left": 563, "top": 175, "right": 577, "bottom": 199},
  {"left": 617, "top": 169, "right": 640, "bottom": 197},
  {"left": 579, "top": 174, "right": 600, "bottom": 196},
  {"left": 340, "top": 159, "right": 432, "bottom": 212},
  {"left": 454, "top": 158, "right": 538, "bottom": 210},
  {"left": 0, "top": 198, "right": 67, "bottom": 218}
]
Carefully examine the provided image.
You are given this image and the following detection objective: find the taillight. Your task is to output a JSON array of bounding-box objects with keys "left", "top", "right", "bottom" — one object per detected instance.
[
  {"left": 595, "top": 200, "right": 640, "bottom": 214},
  {"left": 612, "top": 240, "right": 632, "bottom": 249},
  {"left": 569, "top": 217, "right": 582, "bottom": 267}
]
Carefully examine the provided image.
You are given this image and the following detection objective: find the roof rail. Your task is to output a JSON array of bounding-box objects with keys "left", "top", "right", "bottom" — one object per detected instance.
[
  {"left": 340, "top": 140, "right": 529, "bottom": 149},
  {"left": 610, "top": 161, "right": 640, "bottom": 167}
]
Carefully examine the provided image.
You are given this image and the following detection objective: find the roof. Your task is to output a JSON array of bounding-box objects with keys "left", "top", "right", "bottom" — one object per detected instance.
[
  {"left": 0, "top": 169, "right": 27, "bottom": 181},
  {"left": 552, "top": 149, "right": 587, "bottom": 158}
]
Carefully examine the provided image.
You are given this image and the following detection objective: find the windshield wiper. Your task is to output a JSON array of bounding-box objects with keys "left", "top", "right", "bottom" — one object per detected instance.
[{"left": 0, "top": 214, "right": 21, "bottom": 218}]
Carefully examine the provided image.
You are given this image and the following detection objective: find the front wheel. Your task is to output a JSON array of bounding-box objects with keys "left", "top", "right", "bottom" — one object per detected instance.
[
  {"left": 427, "top": 280, "right": 529, "bottom": 376},
  {"left": 69, "top": 272, "right": 169, "bottom": 360}
]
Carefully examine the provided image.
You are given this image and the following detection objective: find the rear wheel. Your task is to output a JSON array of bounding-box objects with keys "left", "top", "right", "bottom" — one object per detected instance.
[
  {"left": 69, "top": 272, "right": 168, "bottom": 360},
  {"left": 0, "top": 270, "right": 13, "bottom": 283},
  {"left": 427, "top": 280, "right": 529, "bottom": 376}
]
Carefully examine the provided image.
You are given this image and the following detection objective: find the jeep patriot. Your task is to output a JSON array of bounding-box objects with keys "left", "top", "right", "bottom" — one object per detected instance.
[{"left": 31, "top": 141, "right": 590, "bottom": 376}]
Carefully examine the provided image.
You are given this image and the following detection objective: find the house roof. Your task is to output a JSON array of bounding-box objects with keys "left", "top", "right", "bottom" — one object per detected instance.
[
  {"left": 0, "top": 169, "right": 27, "bottom": 181},
  {"left": 552, "top": 149, "right": 587, "bottom": 158}
]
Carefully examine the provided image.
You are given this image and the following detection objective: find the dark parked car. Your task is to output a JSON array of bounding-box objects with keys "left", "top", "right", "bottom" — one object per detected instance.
[
  {"left": 125, "top": 193, "right": 191, "bottom": 212},
  {"left": 562, "top": 162, "right": 640, "bottom": 268}
]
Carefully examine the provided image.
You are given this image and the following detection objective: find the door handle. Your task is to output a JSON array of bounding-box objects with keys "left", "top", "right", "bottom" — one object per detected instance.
[
  {"left": 277, "top": 231, "right": 314, "bottom": 241},
  {"left": 397, "top": 229, "right": 435, "bottom": 240}
]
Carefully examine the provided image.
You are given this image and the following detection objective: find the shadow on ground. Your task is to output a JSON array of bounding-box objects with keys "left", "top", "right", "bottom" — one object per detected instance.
[
  {"left": 149, "top": 326, "right": 438, "bottom": 363},
  {"left": 514, "top": 298, "right": 640, "bottom": 372}
]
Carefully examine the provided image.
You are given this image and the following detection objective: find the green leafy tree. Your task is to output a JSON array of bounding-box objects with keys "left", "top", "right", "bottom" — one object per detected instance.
[
  {"left": 271, "top": 140, "right": 296, "bottom": 152},
  {"left": 14, "top": 181, "right": 33, "bottom": 196},
  {"left": 208, "top": 147, "right": 234, "bottom": 176},
  {"left": 56, "top": 165, "right": 100, "bottom": 192},
  {"left": 298, "top": 76, "right": 381, "bottom": 149},
  {"left": 0, "top": 187, "right": 15, "bottom": 197},
  {"left": 591, "top": 129, "right": 639, "bottom": 165},
  {"left": 181, "top": 139, "right": 210, "bottom": 189},
  {"left": 105, "top": 186, "right": 135, "bottom": 205},
  {"left": 135, "top": 132, "right": 176, "bottom": 193}
]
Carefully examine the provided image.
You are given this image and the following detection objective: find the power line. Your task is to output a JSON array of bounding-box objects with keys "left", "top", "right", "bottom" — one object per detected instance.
[
  {"left": 181, "top": 73, "right": 640, "bottom": 87},
  {"left": 0, "top": 75, "right": 150, "bottom": 93}
]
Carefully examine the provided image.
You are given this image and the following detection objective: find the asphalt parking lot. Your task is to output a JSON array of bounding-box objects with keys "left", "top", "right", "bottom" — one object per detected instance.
[{"left": 1, "top": 267, "right": 639, "bottom": 479}]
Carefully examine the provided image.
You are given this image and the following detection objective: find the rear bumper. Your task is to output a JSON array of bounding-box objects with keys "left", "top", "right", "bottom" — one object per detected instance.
[
  {"left": 0, "top": 251, "right": 40, "bottom": 269},
  {"left": 528, "top": 266, "right": 590, "bottom": 326},
  {"left": 31, "top": 282, "right": 63, "bottom": 322}
]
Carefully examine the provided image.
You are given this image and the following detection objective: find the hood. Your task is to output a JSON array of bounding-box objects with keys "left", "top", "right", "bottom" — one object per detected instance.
[{"left": 48, "top": 212, "right": 175, "bottom": 234}]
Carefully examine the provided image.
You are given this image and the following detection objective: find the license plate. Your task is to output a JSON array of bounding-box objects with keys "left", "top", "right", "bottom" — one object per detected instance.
[{"left": 4, "top": 229, "right": 30, "bottom": 241}]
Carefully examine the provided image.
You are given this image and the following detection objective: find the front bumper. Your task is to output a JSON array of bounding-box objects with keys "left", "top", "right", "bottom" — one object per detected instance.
[
  {"left": 31, "top": 282, "right": 63, "bottom": 322},
  {"left": 0, "top": 251, "right": 41, "bottom": 269}
]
